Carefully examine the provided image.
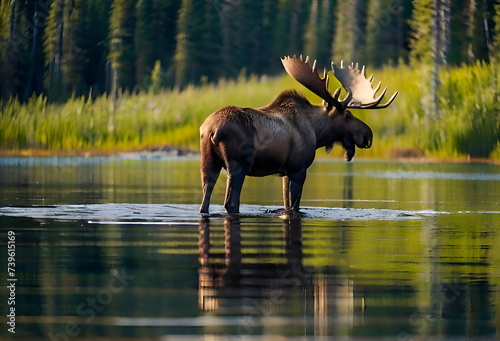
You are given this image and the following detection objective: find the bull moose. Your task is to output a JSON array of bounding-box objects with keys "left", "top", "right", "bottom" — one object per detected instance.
[{"left": 200, "top": 55, "right": 398, "bottom": 214}]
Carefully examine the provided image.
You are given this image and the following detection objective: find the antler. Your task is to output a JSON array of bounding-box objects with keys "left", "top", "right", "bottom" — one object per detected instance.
[
  {"left": 332, "top": 61, "right": 398, "bottom": 109},
  {"left": 281, "top": 55, "right": 344, "bottom": 110},
  {"left": 281, "top": 55, "right": 398, "bottom": 110}
]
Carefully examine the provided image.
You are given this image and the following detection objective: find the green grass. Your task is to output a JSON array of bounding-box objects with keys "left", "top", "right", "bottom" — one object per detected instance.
[{"left": 0, "top": 63, "right": 499, "bottom": 160}]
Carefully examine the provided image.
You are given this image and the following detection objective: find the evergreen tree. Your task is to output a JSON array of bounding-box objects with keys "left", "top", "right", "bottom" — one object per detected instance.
[
  {"left": 448, "top": 0, "right": 470, "bottom": 64},
  {"left": 109, "top": 0, "right": 137, "bottom": 95},
  {"left": 273, "top": 0, "right": 309, "bottom": 63},
  {"left": 0, "top": 0, "right": 49, "bottom": 101},
  {"left": 494, "top": 3, "right": 500, "bottom": 62},
  {"left": 304, "top": 0, "right": 335, "bottom": 67},
  {"left": 248, "top": 0, "right": 279, "bottom": 74},
  {"left": 316, "top": 0, "right": 334, "bottom": 65},
  {"left": 0, "top": 0, "right": 9, "bottom": 63},
  {"left": 467, "top": 0, "right": 495, "bottom": 62},
  {"left": 149, "top": 59, "right": 164, "bottom": 94},
  {"left": 198, "top": 0, "right": 223, "bottom": 80},
  {"left": 44, "top": 0, "right": 65, "bottom": 99},
  {"left": 332, "top": 0, "right": 365, "bottom": 63},
  {"left": 78, "top": 0, "right": 112, "bottom": 96},
  {"left": 135, "top": 0, "right": 180, "bottom": 89},
  {"left": 61, "top": 0, "right": 84, "bottom": 95},
  {"left": 304, "top": 0, "right": 319, "bottom": 60},
  {"left": 218, "top": 0, "right": 243, "bottom": 77},
  {"left": 410, "top": 0, "right": 452, "bottom": 118},
  {"left": 408, "top": 0, "right": 433, "bottom": 65},
  {"left": 0, "top": 0, "right": 11, "bottom": 102},
  {"left": 363, "top": 0, "right": 411, "bottom": 66},
  {"left": 2, "top": 0, "right": 30, "bottom": 100},
  {"left": 135, "top": 0, "right": 155, "bottom": 89},
  {"left": 173, "top": 0, "right": 207, "bottom": 87}
]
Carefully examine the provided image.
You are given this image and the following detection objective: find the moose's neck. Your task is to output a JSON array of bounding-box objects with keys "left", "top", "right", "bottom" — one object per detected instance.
[{"left": 308, "top": 107, "right": 338, "bottom": 149}]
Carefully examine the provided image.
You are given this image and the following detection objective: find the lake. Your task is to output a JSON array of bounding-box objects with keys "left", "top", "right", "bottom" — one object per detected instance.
[{"left": 0, "top": 155, "right": 499, "bottom": 340}]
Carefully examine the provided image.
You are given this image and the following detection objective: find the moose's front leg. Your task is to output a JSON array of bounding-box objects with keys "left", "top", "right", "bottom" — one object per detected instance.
[
  {"left": 224, "top": 161, "right": 250, "bottom": 213},
  {"left": 287, "top": 169, "right": 307, "bottom": 212}
]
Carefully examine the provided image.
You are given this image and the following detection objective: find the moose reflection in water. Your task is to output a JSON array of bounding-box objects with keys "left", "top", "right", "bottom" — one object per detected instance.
[{"left": 198, "top": 215, "right": 361, "bottom": 337}]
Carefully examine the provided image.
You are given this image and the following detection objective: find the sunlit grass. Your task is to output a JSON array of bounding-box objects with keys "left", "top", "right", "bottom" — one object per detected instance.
[{"left": 0, "top": 63, "right": 498, "bottom": 160}]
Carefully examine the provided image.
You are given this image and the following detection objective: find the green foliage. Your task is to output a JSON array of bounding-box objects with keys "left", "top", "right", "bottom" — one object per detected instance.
[
  {"left": 494, "top": 3, "right": 500, "bottom": 62},
  {"left": 304, "top": 0, "right": 335, "bottom": 67},
  {"left": 148, "top": 60, "right": 164, "bottom": 94},
  {"left": 0, "top": 0, "right": 10, "bottom": 62},
  {"left": 173, "top": 0, "right": 207, "bottom": 87},
  {"left": 0, "top": 63, "right": 498, "bottom": 160},
  {"left": 135, "top": 0, "right": 179, "bottom": 90},
  {"left": 332, "top": 0, "right": 361, "bottom": 62},
  {"left": 109, "top": 0, "right": 137, "bottom": 94},
  {"left": 430, "top": 63, "right": 499, "bottom": 157},
  {"left": 408, "top": 0, "right": 433, "bottom": 65},
  {"left": 363, "top": 0, "right": 412, "bottom": 66}
]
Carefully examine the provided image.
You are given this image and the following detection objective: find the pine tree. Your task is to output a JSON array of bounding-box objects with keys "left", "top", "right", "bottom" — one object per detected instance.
[
  {"left": 409, "top": 0, "right": 433, "bottom": 65},
  {"left": 0, "top": 0, "right": 49, "bottom": 101},
  {"left": 79, "top": 0, "right": 112, "bottom": 96},
  {"left": 109, "top": 0, "right": 137, "bottom": 95},
  {"left": 173, "top": 0, "right": 206, "bottom": 87},
  {"left": 363, "top": 0, "right": 411, "bottom": 66},
  {"left": 0, "top": 0, "right": 9, "bottom": 63},
  {"left": 61, "top": 0, "right": 84, "bottom": 95},
  {"left": 198, "top": 0, "right": 223, "bottom": 80},
  {"left": 304, "top": 0, "right": 335, "bottom": 66},
  {"left": 304, "top": 0, "right": 319, "bottom": 60},
  {"left": 332, "top": 0, "right": 365, "bottom": 63},
  {"left": 494, "top": 3, "right": 500, "bottom": 62},
  {"left": 272, "top": 0, "right": 309, "bottom": 64},
  {"left": 158, "top": 0, "right": 182, "bottom": 85},
  {"left": 316, "top": 0, "right": 334, "bottom": 65},
  {"left": 135, "top": 0, "right": 181, "bottom": 89},
  {"left": 219, "top": 0, "right": 243, "bottom": 77},
  {"left": 135, "top": 0, "right": 155, "bottom": 90},
  {"left": 1, "top": 0, "right": 30, "bottom": 100},
  {"left": 149, "top": 59, "right": 164, "bottom": 94},
  {"left": 467, "top": 0, "right": 496, "bottom": 62},
  {"left": 409, "top": 0, "right": 452, "bottom": 118},
  {"left": 21, "top": 0, "right": 49, "bottom": 101},
  {"left": 44, "top": 0, "right": 65, "bottom": 99}
]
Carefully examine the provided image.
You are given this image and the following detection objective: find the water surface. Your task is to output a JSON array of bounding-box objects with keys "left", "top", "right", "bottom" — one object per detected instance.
[{"left": 0, "top": 156, "right": 499, "bottom": 340}]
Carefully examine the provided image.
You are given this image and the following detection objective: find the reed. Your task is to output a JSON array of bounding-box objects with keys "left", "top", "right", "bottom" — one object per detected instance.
[{"left": 0, "top": 64, "right": 498, "bottom": 160}]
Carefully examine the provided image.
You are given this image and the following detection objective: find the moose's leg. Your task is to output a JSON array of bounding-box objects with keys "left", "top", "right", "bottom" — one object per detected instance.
[
  {"left": 224, "top": 161, "right": 249, "bottom": 213},
  {"left": 200, "top": 151, "right": 222, "bottom": 214},
  {"left": 288, "top": 169, "right": 307, "bottom": 212},
  {"left": 282, "top": 176, "right": 291, "bottom": 211}
]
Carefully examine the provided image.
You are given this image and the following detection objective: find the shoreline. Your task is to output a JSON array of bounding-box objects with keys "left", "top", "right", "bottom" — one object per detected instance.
[
  {"left": 0, "top": 145, "right": 198, "bottom": 158},
  {"left": 0, "top": 147, "right": 498, "bottom": 165}
]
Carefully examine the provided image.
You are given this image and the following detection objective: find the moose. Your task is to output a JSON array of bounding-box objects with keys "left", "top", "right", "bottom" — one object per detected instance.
[{"left": 200, "top": 55, "right": 398, "bottom": 214}]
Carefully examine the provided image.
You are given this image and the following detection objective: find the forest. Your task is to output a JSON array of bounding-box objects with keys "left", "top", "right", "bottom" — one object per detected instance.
[{"left": 0, "top": 0, "right": 499, "bottom": 159}]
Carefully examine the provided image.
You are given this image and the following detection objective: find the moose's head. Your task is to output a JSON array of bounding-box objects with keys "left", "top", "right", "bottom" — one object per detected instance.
[{"left": 281, "top": 56, "right": 398, "bottom": 160}]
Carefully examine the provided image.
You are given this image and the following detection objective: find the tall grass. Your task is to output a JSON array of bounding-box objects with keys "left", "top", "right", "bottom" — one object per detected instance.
[{"left": 0, "top": 64, "right": 498, "bottom": 160}]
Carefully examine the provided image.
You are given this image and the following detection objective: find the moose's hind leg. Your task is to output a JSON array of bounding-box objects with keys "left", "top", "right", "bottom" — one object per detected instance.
[
  {"left": 200, "top": 150, "right": 223, "bottom": 214},
  {"left": 224, "top": 161, "right": 250, "bottom": 213}
]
